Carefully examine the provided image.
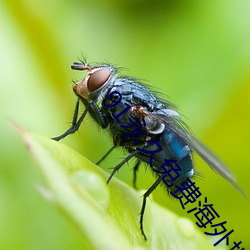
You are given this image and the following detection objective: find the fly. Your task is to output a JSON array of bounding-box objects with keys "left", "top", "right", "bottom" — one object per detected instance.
[{"left": 52, "top": 60, "right": 247, "bottom": 240}]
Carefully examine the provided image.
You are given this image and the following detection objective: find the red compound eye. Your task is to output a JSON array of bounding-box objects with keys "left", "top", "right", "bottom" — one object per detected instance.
[{"left": 87, "top": 68, "right": 111, "bottom": 92}]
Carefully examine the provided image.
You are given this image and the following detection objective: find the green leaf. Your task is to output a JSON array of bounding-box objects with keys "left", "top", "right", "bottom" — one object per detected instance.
[{"left": 19, "top": 128, "right": 226, "bottom": 250}]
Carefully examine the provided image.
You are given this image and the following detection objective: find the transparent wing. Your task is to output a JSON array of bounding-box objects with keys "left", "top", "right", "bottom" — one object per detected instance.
[{"left": 147, "top": 110, "right": 247, "bottom": 198}]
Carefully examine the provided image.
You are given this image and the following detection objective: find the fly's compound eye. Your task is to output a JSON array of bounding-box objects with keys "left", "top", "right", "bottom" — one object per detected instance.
[{"left": 87, "top": 68, "right": 111, "bottom": 92}]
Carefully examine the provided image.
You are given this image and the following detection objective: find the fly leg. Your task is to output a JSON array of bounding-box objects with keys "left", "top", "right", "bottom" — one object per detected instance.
[
  {"left": 96, "top": 145, "right": 116, "bottom": 165},
  {"left": 106, "top": 141, "right": 147, "bottom": 184},
  {"left": 52, "top": 99, "right": 108, "bottom": 141},
  {"left": 133, "top": 160, "right": 141, "bottom": 189},
  {"left": 140, "top": 175, "right": 162, "bottom": 240},
  {"left": 88, "top": 100, "right": 108, "bottom": 129},
  {"left": 52, "top": 99, "right": 89, "bottom": 141},
  {"left": 107, "top": 150, "right": 138, "bottom": 184},
  {"left": 103, "top": 150, "right": 141, "bottom": 188}
]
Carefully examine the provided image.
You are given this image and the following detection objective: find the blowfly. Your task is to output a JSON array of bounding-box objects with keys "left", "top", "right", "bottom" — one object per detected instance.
[{"left": 52, "top": 60, "right": 246, "bottom": 239}]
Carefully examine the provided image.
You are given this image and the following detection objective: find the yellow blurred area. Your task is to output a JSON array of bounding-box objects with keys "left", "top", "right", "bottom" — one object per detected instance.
[{"left": 0, "top": 1, "right": 250, "bottom": 249}]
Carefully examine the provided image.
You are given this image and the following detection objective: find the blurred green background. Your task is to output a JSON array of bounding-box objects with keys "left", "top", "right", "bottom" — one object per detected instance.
[{"left": 1, "top": 0, "right": 250, "bottom": 249}]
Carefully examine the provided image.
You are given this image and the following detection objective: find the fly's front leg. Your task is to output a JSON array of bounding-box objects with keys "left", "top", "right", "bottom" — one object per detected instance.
[
  {"left": 89, "top": 100, "right": 108, "bottom": 129},
  {"left": 52, "top": 99, "right": 108, "bottom": 141},
  {"left": 52, "top": 99, "right": 89, "bottom": 141}
]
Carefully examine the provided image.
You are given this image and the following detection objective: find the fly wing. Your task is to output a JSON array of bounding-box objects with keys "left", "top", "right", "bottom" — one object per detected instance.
[
  {"left": 182, "top": 132, "right": 248, "bottom": 198},
  {"left": 148, "top": 109, "right": 248, "bottom": 198}
]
